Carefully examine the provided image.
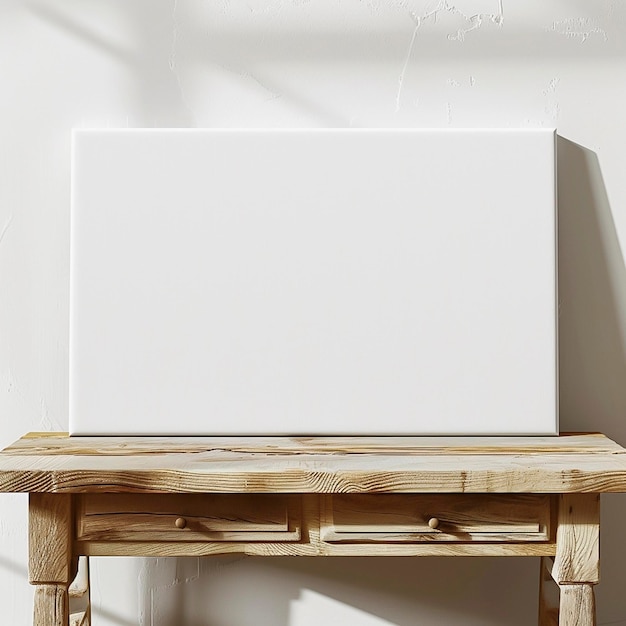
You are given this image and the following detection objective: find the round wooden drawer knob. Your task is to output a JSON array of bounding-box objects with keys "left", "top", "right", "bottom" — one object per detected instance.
[
  {"left": 427, "top": 517, "right": 440, "bottom": 529},
  {"left": 175, "top": 517, "right": 187, "bottom": 529}
]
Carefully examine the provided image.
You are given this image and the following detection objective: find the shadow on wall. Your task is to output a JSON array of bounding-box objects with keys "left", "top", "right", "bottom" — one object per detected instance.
[
  {"left": 141, "top": 555, "right": 538, "bottom": 626},
  {"left": 24, "top": 0, "right": 193, "bottom": 127},
  {"left": 557, "top": 136, "right": 626, "bottom": 437},
  {"left": 0, "top": 555, "right": 27, "bottom": 578},
  {"left": 557, "top": 137, "right": 626, "bottom": 625}
]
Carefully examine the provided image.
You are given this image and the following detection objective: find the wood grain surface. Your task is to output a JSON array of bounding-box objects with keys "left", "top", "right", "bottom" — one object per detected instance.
[
  {"left": 559, "top": 584, "right": 596, "bottom": 626},
  {"left": 29, "top": 493, "right": 72, "bottom": 584},
  {"left": 0, "top": 434, "right": 626, "bottom": 493},
  {"left": 3, "top": 433, "right": 626, "bottom": 494},
  {"left": 75, "top": 493, "right": 301, "bottom": 542},
  {"left": 76, "top": 539, "right": 557, "bottom": 558},
  {"left": 33, "top": 585, "right": 69, "bottom": 626},
  {"left": 553, "top": 494, "right": 600, "bottom": 584},
  {"left": 10, "top": 433, "right": 617, "bottom": 626},
  {"left": 321, "top": 493, "right": 552, "bottom": 543}
]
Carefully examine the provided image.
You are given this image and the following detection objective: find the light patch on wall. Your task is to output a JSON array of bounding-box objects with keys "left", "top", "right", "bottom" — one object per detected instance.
[{"left": 290, "top": 589, "right": 396, "bottom": 626}]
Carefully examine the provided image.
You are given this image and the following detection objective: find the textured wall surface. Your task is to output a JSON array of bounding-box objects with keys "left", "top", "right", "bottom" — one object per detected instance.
[{"left": 2, "top": 1, "right": 626, "bottom": 624}]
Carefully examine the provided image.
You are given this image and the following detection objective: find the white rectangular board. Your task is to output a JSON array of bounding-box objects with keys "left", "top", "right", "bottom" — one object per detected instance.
[{"left": 70, "top": 129, "right": 557, "bottom": 435}]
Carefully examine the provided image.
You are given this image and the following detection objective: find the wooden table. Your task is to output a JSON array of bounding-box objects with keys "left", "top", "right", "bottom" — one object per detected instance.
[{"left": 3, "top": 432, "right": 626, "bottom": 626}]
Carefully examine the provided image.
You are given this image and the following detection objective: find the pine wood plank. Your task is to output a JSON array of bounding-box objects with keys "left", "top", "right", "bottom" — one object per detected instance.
[
  {"left": 321, "top": 493, "right": 551, "bottom": 543},
  {"left": 3, "top": 433, "right": 626, "bottom": 494},
  {"left": 76, "top": 540, "right": 320, "bottom": 557},
  {"left": 76, "top": 494, "right": 301, "bottom": 542},
  {"left": 77, "top": 493, "right": 289, "bottom": 533},
  {"left": 5, "top": 432, "right": 623, "bottom": 455},
  {"left": 301, "top": 494, "right": 321, "bottom": 548},
  {"left": 29, "top": 493, "right": 73, "bottom": 584},
  {"left": 559, "top": 584, "right": 596, "bottom": 626},
  {"left": 75, "top": 539, "right": 556, "bottom": 558},
  {"left": 3, "top": 461, "right": 626, "bottom": 494},
  {"left": 553, "top": 494, "right": 600, "bottom": 584},
  {"left": 34, "top": 584, "right": 69, "bottom": 626},
  {"left": 23, "top": 432, "right": 70, "bottom": 439}
]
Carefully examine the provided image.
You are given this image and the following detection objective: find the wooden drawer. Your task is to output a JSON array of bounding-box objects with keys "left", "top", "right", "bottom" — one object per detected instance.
[
  {"left": 76, "top": 494, "right": 301, "bottom": 542},
  {"left": 321, "top": 494, "right": 551, "bottom": 543}
]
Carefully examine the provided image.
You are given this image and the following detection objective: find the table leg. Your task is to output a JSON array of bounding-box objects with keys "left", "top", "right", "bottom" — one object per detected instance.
[
  {"left": 538, "top": 557, "right": 559, "bottom": 626},
  {"left": 558, "top": 584, "right": 596, "bottom": 626},
  {"left": 29, "top": 494, "right": 73, "bottom": 626},
  {"left": 33, "top": 585, "right": 69, "bottom": 626},
  {"left": 552, "top": 494, "right": 600, "bottom": 626}
]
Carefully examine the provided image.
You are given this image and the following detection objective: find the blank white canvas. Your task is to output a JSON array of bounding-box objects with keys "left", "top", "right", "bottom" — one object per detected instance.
[{"left": 70, "top": 128, "right": 557, "bottom": 435}]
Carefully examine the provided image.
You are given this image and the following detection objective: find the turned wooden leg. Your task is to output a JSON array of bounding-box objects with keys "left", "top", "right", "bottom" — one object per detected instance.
[
  {"left": 29, "top": 494, "right": 73, "bottom": 626},
  {"left": 552, "top": 494, "right": 600, "bottom": 626},
  {"left": 33, "top": 586, "right": 69, "bottom": 626}
]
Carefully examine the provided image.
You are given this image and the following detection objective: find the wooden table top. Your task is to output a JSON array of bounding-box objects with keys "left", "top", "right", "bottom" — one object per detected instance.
[{"left": 2, "top": 432, "right": 626, "bottom": 494}]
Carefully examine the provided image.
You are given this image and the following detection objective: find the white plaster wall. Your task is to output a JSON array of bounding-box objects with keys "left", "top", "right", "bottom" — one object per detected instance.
[{"left": 2, "top": 1, "right": 626, "bottom": 624}]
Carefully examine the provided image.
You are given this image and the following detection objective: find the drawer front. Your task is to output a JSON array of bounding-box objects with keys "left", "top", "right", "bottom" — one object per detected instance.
[
  {"left": 76, "top": 494, "right": 300, "bottom": 542},
  {"left": 321, "top": 494, "right": 551, "bottom": 543}
]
